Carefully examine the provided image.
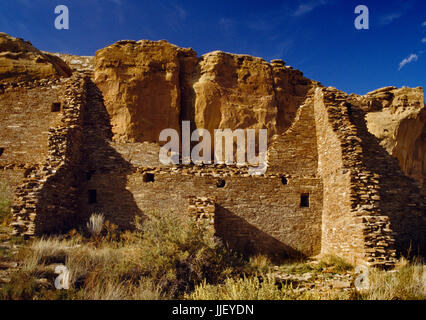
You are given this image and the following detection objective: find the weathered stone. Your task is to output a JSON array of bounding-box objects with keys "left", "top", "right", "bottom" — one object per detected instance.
[{"left": 0, "top": 33, "right": 72, "bottom": 83}]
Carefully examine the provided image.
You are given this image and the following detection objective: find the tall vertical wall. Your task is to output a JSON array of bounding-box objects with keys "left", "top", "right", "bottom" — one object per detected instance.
[
  {"left": 11, "top": 75, "right": 87, "bottom": 236},
  {"left": 0, "top": 79, "right": 68, "bottom": 196},
  {"left": 315, "top": 87, "right": 425, "bottom": 267},
  {"left": 314, "top": 88, "right": 368, "bottom": 265}
]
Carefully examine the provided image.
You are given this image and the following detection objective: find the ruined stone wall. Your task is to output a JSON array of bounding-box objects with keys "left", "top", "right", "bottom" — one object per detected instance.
[
  {"left": 3, "top": 35, "right": 424, "bottom": 266},
  {"left": 315, "top": 87, "right": 425, "bottom": 266},
  {"left": 0, "top": 78, "right": 69, "bottom": 196},
  {"left": 314, "top": 88, "right": 367, "bottom": 265},
  {"left": 10, "top": 74, "right": 87, "bottom": 236},
  {"left": 74, "top": 82, "right": 323, "bottom": 260},
  {"left": 268, "top": 92, "right": 319, "bottom": 176},
  {"left": 83, "top": 168, "right": 322, "bottom": 260}
]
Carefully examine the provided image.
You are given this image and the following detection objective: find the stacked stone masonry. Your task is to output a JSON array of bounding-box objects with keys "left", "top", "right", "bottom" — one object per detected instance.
[
  {"left": 188, "top": 196, "right": 216, "bottom": 228},
  {"left": 1, "top": 37, "right": 425, "bottom": 268}
]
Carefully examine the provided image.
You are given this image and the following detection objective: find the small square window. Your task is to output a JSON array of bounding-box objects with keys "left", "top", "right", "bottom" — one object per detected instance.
[
  {"left": 216, "top": 179, "right": 226, "bottom": 188},
  {"left": 143, "top": 173, "right": 155, "bottom": 183},
  {"left": 0, "top": 148, "right": 4, "bottom": 157},
  {"left": 51, "top": 102, "right": 61, "bottom": 112}
]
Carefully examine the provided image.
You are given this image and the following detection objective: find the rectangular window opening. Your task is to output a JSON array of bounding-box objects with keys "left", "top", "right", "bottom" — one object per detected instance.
[
  {"left": 0, "top": 147, "right": 4, "bottom": 157},
  {"left": 300, "top": 193, "right": 310, "bottom": 208},
  {"left": 88, "top": 189, "right": 97, "bottom": 204},
  {"left": 51, "top": 102, "right": 61, "bottom": 112},
  {"left": 143, "top": 173, "right": 155, "bottom": 183}
]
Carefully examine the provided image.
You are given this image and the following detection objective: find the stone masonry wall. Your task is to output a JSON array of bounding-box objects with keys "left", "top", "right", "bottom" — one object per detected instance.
[
  {"left": 314, "top": 88, "right": 368, "bottom": 265},
  {"left": 0, "top": 78, "right": 69, "bottom": 197},
  {"left": 314, "top": 87, "right": 425, "bottom": 267},
  {"left": 11, "top": 74, "right": 87, "bottom": 236},
  {"left": 188, "top": 196, "right": 216, "bottom": 229},
  {"left": 74, "top": 84, "right": 323, "bottom": 261}
]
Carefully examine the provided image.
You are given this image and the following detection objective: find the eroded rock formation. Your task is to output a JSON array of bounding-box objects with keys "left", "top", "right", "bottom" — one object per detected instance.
[
  {"left": 0, "top": 33, "right": 72, "bottom": 83},
  {"left": 349, "top": 87, "right": 425, "bottom": 188},
  {"left": 94, "top": 40, "right": 188, "bottom": 142},
  {"left": 94, "top": 40, "right": 316, "bottom": 144}
]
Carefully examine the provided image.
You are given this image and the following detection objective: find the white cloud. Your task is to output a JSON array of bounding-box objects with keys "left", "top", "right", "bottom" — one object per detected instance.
[
  {"left": 398, "top": 54, "right": 419, "bottom": 70},
  {"left": 422, "top": 38, "right": 426, "bottom": 43},
  {"left": 380, "top": 13, "right": 402, "bottom": 26},
  {"left": 422, "top": 21, "right": 426, "bottom": 27},
  {"left": 293, "top": 0, "right": 328, "bottom": 17}
]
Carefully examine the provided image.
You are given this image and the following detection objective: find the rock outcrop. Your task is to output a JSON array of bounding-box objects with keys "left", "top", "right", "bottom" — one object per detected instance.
[
  {"left": 94, "top": 40, "right": 189, "bottom": 142},
  {"left": 44, "top": 52, "right": 94, "bottom": 75},
  {"left": 349, "top": 87, "right": 425, "bottom": 188},
  {"left": 193, "top": 51, "right": 278, "bottom": 139},
  {"left": 0, "top": 33, "right": 72, "bottom": 83},
  {"left": 94, "top": 40, "right": 316, "bottom": 144}
]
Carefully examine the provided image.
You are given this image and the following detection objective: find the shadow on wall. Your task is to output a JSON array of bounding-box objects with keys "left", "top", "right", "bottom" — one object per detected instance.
[
  {"left": 214, "top": 204, "right": 305, "bottom": 263},
  {"left": 350, "top": 106, "right": 426, "bottom": 258},
  {"left": 78, "top": 80, "right": 145, "bottom": 231}
]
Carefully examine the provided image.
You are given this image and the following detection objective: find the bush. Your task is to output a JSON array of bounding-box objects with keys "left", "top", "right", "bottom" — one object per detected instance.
[
  {"left": 2, "top": 211, "right": 242, "bottom": 299},
  {"left": 187, "top": 274, "right": 290, "bottom": 300}
]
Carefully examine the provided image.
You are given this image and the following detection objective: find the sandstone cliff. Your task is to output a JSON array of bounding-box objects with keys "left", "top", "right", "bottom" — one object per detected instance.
[
  {"left": 0, "top": 33, "right": 72, "bottom": 83},
  {"left": 1, "top": 32, "right": 424, "bottom": 186},
  {"left": 349, "top": 87, "right": 425, "bottom": 187},
  {"left": 94, "top": 40, "right": 316, "bottom": 144}
]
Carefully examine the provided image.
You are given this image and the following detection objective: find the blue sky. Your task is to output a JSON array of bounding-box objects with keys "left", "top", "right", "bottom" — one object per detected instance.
[{"left": 1, "top": 0, "right": 425, "bottom": 94}]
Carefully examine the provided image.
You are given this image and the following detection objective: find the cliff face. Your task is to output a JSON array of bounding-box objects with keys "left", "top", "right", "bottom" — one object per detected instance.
[
  {"left": 94, "top": 40, "right": 186, "bottom": 142},
  {"left": 1, "top": 32, "right": 423, "bottom": 187},
  {"left": 0, "top": 33, "right": 72, "bottom": 83},
  {"left": 94, "top": 40, "right": 315, "bottom": 144},
  {"left": 349, "top": 86, "right": 425, "bottom": 187},
  {"left": 93, "top": 39, "right": 425, "bottom": 187}
]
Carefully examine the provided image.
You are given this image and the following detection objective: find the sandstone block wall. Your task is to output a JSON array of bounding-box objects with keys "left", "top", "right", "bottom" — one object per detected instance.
[
  {"left": 0, "top": 78, "right": 69, "bottom": 202},
  {"left": 315, "top": 87, "right": 425, "bottom": 267},
  {"left": 10, "top": 75, "right": 87, "bottom": 236}
]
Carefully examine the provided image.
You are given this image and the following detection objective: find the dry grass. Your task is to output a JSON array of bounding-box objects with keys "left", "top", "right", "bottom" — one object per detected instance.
[
  {"left": 1, "top": 211, "right": 242, "bottom": 300},
  {"left": 0, "top": 206, "right": 424, "bottom": 300},
  {"left": 0, "top": 181, "right": 11, "bottom": 225},
  {"left": 359, "top": 258, "right": 425, "bottom": 300}
]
